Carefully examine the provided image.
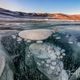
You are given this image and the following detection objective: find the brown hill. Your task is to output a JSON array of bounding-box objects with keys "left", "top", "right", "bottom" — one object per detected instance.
[{"left": 48, "top": 13, "right": 80, "bottom": 20}]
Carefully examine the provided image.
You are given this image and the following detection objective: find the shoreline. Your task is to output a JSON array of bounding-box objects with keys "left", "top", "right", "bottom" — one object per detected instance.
[{"left": 0, "top": 19, "right": 80, "bottom": 23}]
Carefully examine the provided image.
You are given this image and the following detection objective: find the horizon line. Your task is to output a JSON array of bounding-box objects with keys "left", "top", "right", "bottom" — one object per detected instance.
[{"left": 1, "top": 7, "right": 80, "bottom": 15}]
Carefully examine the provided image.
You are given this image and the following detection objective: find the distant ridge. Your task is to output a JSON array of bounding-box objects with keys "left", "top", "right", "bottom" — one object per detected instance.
[{"left": 0, "top": 8, "right": 80, "bottom": 21}]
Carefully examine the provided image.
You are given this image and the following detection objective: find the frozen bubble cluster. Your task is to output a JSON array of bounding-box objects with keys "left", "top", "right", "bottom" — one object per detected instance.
[
  {"left": 19, "top": 29, "right": 53, "bottom": 41},
  {"left": 29, "top": 43, "right": 68, "bottom": 80}
]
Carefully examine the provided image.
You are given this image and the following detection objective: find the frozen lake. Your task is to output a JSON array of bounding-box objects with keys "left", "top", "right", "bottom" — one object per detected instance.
[{"left": 0, "top": 21, "right": 80, "bottom": 80}]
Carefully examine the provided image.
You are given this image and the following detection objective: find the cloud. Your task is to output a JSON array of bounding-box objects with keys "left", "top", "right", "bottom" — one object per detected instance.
[
  {"left": 0, "top": 0, "right": 26, "bottom": 12},
  {"left": 0, "top": 0, "right": 16, "bottom": 10},
  {"left": 0, "top": 0, "right": 35, "bottom": 13}
]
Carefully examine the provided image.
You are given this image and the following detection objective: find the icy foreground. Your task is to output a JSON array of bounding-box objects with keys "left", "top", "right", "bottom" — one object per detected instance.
[{"left": 0, "top": 28, "right": 80, "bottom": 80}]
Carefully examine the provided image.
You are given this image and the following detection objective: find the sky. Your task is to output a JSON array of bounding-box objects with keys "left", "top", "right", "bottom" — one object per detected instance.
[{"left": 0, "top": 0, "right": 80, "bottom": 14}]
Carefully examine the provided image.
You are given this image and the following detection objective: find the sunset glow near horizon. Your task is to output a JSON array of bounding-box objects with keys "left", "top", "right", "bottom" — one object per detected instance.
[{"left": 0, "top": 0, "right": 80, "bottom": 14}]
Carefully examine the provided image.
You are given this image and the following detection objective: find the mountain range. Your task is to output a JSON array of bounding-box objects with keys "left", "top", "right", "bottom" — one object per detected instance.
[{"left": 0, "top": 8, "right": 80, "bottom": 21}]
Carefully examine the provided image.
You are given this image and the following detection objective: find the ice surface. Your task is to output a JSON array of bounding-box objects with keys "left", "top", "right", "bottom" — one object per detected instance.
[{"left": 0, "top": 55, "right": 5, "bottom": 77}]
